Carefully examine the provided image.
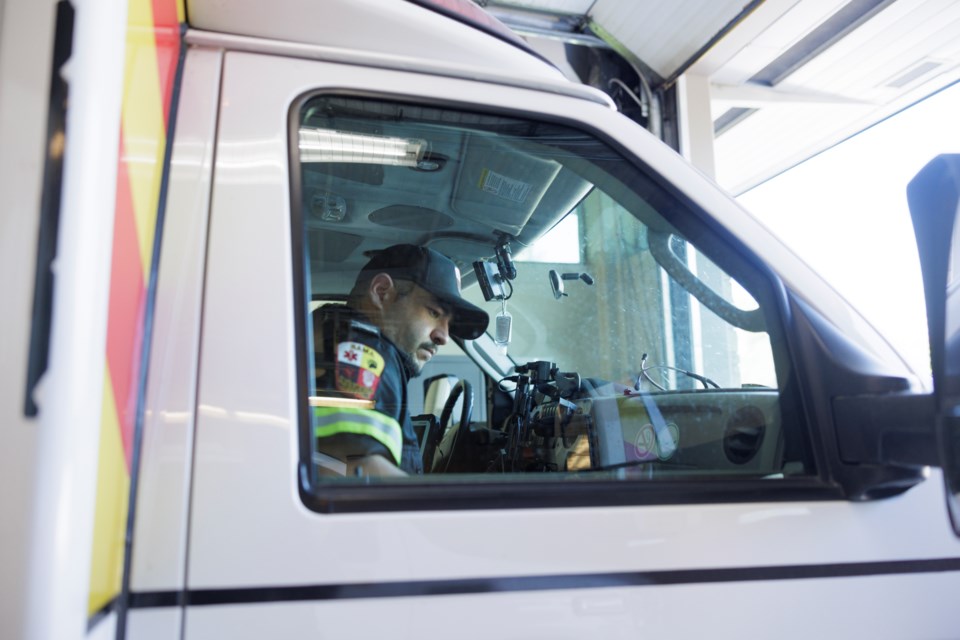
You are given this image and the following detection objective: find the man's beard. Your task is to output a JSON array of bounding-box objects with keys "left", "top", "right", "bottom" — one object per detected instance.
[
  {"left": 401, "top": 342, "right": 437, "bottom": 378},
  {"left": 396, "top": 348, "right": 422, "bottom": 378}
]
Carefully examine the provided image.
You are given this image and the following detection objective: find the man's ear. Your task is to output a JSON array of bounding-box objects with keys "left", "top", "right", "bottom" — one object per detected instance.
[{"left": 367, "top": 273, "right": 395, "bottom": 310}]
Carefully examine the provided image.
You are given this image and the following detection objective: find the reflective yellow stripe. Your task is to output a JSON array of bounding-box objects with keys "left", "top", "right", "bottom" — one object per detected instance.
[
  {"left": 314, "top": 407, "right": 402, "bottom": 465},
  {"left": 309, "top": 395, "right": 374, "bottom": 409}
]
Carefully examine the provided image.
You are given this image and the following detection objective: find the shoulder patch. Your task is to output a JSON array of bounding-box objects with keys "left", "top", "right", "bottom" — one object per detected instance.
[{"left": 335, "top": 341, "right": 386, "bottom": 399}]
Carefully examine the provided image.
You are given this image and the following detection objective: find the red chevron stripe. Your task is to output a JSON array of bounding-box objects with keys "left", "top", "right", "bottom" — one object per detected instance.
[
  {"left": 156, "top": 28, "right": 178, "bottom": 130},
  {"left": 151, "top": 0, "right": 178, "bottom": 27},
  {"left": 106, "top": 132, "right": 146, "bottom": 472},
  {"left": 152, "top": 0, "right": 180, "bottom": 130}
]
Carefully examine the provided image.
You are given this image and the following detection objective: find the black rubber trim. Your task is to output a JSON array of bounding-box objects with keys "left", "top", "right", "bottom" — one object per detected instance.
[
  {"left": 87, "top": 595, "right": 118, "bottom": 632},
  {"left": 24, "top": 0, "right": 74, "bottom": 416},
  {"left": 129, "top": 556, "right": 960, "bottom": 608},
  {"left": 300, "top": 478, "right": 839, "bottom": 514}
]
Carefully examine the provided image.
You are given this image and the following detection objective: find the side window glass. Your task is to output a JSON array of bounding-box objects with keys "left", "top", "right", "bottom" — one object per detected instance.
[{"left": 293, "top": 95, "right": 813, "bottom": 503}]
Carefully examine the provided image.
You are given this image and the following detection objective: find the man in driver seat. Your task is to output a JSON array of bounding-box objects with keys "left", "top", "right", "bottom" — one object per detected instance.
[{"left": 313, "top": 244, "right": 489, "bottom": 476}]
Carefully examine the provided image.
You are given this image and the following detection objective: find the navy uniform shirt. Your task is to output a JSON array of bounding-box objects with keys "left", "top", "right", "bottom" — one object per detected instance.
[{"left": 313, "top": 305, "right": 423, "bottom": 474}]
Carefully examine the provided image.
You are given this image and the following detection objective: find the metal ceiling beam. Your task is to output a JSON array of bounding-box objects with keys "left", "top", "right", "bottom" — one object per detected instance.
[
  {"left": 750, "top": 0, "right": 897, "bottom": 86},
  {"left": 663, "top": 0, "right": 765, "bottom": 88},
  {"left": 711, "top": 82, "right": 874, "bottom": 107},
  {"left": 483, "top": 3, "right": 610, "bottom": 48}
]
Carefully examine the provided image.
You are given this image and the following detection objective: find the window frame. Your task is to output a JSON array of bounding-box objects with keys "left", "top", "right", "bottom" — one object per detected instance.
[{"left": 288, "top": 88, "right": 827, "bottom": 514}]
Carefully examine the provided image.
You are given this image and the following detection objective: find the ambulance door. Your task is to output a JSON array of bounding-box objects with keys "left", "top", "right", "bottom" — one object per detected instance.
[
  {"left": 124, "top": 46, "right": 224, "bottom": 638},
  {"left": 180, "top": 50, "right": 960, "bottom": 639}
]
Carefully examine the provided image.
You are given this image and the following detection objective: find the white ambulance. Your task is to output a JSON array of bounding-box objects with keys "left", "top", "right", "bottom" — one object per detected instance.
[{"left": 3, "top": 0, "right": 960, "bottom": 638}]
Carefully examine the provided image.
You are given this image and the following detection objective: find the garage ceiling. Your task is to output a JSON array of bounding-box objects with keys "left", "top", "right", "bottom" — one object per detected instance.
[{"left": 482, "top": 0, "right": 960, "bottom": 194}]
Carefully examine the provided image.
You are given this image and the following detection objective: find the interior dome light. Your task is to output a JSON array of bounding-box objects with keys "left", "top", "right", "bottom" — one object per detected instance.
[{"left": 298, "top": 127, "right": 426, "bottom": 167}]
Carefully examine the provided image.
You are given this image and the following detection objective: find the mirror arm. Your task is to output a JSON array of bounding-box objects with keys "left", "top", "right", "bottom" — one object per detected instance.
[{"left": 833, "top": 393, "right": 938, "bottom": 468}]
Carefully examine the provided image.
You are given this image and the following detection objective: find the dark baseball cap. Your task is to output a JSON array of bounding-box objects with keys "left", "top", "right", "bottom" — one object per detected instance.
[{"left": 359, "top": 244, "right": 490, "bottom": 340}]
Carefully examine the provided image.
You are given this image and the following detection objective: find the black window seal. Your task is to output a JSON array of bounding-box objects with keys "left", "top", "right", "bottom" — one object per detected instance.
[
  {"left": 24, "top": 0, "right": 74, "bottom": 417},
  {"left": 287, "top": 87, "right": 818, "bottom": 514}
]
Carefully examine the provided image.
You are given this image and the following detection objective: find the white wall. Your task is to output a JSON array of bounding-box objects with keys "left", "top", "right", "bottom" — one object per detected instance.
[{"left": 0, "top": 1, "right": 58, "bottom": 637}]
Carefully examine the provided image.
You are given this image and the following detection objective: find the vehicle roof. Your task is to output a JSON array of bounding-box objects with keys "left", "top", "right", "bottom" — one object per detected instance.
[{"left": 185, "top": 0, "right": 567, "bottom": 83}]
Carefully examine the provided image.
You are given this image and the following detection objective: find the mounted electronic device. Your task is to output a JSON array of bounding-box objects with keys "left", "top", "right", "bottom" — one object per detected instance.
[
  {"left": 548, "top": 269, "right": 595, "bottom": 299},
  {"left": 474, "top": 234, "right": 519, "bottom": 346}
]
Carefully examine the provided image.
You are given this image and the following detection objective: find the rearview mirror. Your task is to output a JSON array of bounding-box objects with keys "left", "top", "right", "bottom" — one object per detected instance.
[{"left": 907, "top": 154, "right": 960, "bottom": 535}]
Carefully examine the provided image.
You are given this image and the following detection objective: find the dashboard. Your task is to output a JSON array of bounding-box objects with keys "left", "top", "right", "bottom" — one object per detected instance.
[{"left": 430, "top": 360, "right": 784, "bottom": 479}]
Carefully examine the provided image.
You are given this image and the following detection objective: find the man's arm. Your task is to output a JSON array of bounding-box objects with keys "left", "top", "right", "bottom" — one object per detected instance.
[{"left": 347, "top": 454, "right": 408, "bottom": 477}]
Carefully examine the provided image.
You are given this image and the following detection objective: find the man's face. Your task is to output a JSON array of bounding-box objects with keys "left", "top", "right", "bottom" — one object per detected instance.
[{"left": 380, "top": 282, "right": 452, "bottom": 375}]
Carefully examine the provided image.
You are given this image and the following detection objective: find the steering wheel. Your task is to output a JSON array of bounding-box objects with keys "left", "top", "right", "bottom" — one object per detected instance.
[{"left": 431, "top": 379, "right": 474, "bottom": 473}]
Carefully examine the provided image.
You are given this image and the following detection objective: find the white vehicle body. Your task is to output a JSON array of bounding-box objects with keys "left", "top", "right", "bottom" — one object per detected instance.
[{"left": 3, "top": 1, "right": 960, "bottom": 639}]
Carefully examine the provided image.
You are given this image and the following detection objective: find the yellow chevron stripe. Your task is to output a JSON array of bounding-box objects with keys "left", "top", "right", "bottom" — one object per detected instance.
[
  {"left": 88, "top": 366, "right": 131, "bottom": 617},
  {"left": 122, "top": 0, "right": 167, "bottom": 280}
]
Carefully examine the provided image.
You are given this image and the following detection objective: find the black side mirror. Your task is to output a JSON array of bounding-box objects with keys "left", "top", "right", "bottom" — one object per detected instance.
[{"left": 907, "top": 154, "right": 960, "bottom": 535}]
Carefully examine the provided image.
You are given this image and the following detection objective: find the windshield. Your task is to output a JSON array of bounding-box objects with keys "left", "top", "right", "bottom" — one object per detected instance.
[{"left": 461, "top": 189, "right": 776, "bottom": 391}]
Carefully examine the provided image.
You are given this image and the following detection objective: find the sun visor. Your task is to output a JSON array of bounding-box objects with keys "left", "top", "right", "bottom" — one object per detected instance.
[{"left": 451, "top": 136, "right": 561, "bottom": 236}]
